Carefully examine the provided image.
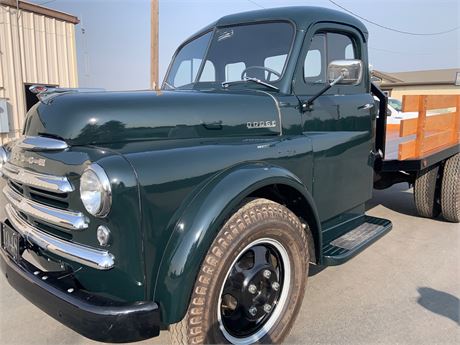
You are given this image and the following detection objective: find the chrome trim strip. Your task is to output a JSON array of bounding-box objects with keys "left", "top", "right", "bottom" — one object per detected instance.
[
  {"left": 6, "top": 204, "right": 114, "bottom": 270},
  {"left": 17, "top": 136, "right": 69, "bottom": 151},
  {"left": 2, "top": 162, "right": 74, "bottom": 194},
  {"left": 3, "top": 163, "right": 18, "bottom": 174},
  {"left": 254, "top": 90, "right": 283, "bottom": 136},
  {"left": 82, "top": 163, "right": 112, "bottom": 218},
  {"left": 358, "top": 103, "right": 374, "bottom": 110},
  {"left": 3, "top": 186, "right": 88, "bottom": 231},
  {"left": 0, "top": 146, "right": 7, "bottom": 177}
]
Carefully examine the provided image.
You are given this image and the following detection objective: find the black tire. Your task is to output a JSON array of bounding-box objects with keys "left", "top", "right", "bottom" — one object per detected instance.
[
  {"left": 169, "top": 198, "right": 309, "bottom": 345},
  {"left": 441, "top": 153, "right": 460, "bottom": 223},
  {"left": 414, "top": 164, "right": 441, "bottom": 218}
]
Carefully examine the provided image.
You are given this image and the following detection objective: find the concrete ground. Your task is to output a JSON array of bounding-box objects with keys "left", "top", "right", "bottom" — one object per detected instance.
[{"left": 1, "top": 183, "right": 459, "bottom": 344}]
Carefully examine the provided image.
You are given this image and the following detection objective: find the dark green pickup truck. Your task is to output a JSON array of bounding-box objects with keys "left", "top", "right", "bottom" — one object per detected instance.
[{"left": 0, "top": 6, "right": 459, "bottom": 345}]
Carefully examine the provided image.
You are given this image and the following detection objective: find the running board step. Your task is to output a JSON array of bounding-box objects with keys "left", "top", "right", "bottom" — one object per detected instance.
[{"left": 322, "top": 216, "right": 392, "bottom": 266}]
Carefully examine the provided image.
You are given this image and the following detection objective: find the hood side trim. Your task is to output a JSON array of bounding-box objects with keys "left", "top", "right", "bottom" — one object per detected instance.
[
  {"left": 17, "top": 136, "right": 69, "bottom": 152},
  {"left": 254, "top": 90, "right": 283, "bottom": 136}
]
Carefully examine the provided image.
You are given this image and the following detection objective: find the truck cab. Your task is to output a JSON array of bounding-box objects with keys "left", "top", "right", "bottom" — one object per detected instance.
[
  {"left": 164, "top": 7, "right": 376, "bottom": 224},
  {"left": 1, "top": 6, "right": 458, "bottom": 345}
]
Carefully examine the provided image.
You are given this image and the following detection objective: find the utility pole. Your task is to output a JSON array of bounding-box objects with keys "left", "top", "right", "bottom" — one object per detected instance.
[{"left": 150, "top": 0, "right": 159, "bottom": 90}]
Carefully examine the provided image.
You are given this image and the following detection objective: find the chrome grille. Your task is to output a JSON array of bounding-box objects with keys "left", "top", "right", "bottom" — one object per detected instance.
[
  {"left": 3, "top": 186, "right": 88, "bottom": 231},
  {"left": 2, "top": 162, "right": 74, "bottom": 194},
  {"left": 8, "top": 180, "right": 24, "bottom": 195},
  {"left": 1, "top": 138, "right": 115, "bottom": 270},
  {"left": 2, "top": 163, "right": 85, "bottom": 232}
]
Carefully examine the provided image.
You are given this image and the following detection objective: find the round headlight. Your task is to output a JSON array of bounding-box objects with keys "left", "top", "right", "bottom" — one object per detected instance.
[{"left": 80, "top": 164, "right": 111, "bottom": 217}]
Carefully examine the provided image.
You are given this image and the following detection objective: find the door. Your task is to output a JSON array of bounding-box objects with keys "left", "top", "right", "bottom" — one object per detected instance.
[{"left": 295, "top": 25, "right": 375, "bottom": 222}]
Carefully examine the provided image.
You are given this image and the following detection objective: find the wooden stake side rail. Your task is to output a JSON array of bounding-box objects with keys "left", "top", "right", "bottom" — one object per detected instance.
[{"left": 394, "top": 95, "right": 460, "bottom": 161}]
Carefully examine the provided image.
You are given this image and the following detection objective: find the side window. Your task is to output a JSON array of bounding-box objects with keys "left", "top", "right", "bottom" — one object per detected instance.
[
  {"left": 174, "top": 60, "right": 191, "bottom": 87},
  {"left": 168, "top": 31, "right": 212, "bottom": 87},
  {"left": 225, "top": 62, "right": 246, "bottom": 81},
  {"left": 173, "top": 58, "right": 205, "bottom": 87},
  {"left": 304, "top": 34, "right": 326, "bottom": 83},
  {"left": 303, "top": 32, "right": 359, "bottom": 86},
  {"left": 345, "top": 44, "right": 354, "bottom": 59},
  {"left": 327, "top": 33, "right": 357, "bottom": 63}
]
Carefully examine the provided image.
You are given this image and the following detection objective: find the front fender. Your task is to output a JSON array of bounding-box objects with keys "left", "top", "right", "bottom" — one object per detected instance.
[{"left": 154, "top": 162, "right": 319, "bottom": 324}]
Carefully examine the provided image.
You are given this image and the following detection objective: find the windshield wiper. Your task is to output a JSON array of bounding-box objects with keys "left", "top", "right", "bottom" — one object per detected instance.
[{"left": 222, "top": 77, "right": 279, "bottom": 91}]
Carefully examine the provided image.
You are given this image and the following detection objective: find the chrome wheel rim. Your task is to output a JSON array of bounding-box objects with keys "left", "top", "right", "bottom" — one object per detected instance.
[{"left": 217, "top": 238, "right": 291, "bottom": 345}]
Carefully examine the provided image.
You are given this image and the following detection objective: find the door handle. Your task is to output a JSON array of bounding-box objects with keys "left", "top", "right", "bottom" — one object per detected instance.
[
  {"left": 358, "top": 103, "right": 374, "bottom": 110},
  {"left": 202, "top": 121, "right": 223, "bottom": 130}
]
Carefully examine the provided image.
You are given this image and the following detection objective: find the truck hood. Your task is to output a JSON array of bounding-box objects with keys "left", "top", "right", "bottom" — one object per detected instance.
[{"left": 23, "top": 90, "right": 281, "bottom": 146}]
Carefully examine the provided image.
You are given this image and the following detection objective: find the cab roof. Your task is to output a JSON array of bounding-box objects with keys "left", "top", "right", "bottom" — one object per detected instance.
[{"left": 194, "top": 6, "right": 367, "bottom": 40}]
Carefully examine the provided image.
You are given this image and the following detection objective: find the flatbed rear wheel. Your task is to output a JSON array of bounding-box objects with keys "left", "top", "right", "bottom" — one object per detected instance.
[
  {"left": 441, "top": 153, "right": 460, "bottom": 223},
  {"left": 414, "top": 165, "right": 441, "bottom": 218},
  {"left": 169, "top": 198, "right": 309, "bottom": 344}
]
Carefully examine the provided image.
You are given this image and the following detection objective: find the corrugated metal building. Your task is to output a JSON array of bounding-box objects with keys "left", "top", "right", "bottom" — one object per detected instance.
[{"left": 0, "top": 0, "right": 79, "bottom": 144}]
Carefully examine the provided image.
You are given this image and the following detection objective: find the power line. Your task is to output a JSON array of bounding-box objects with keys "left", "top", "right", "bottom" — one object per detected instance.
[
  {"left": 329, "top": 0, "right": 460, "bottom": 36},
  {"left": 37, "top": 0, "right": 58, "bottom": 6},
  {"left": 246, "top": 0, "right": 265, "bottom": 10}
]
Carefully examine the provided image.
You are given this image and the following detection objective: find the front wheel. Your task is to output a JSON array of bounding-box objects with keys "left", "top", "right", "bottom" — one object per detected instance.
[{"left": 169, "top": 199, "right": 309, "bottom": 345}]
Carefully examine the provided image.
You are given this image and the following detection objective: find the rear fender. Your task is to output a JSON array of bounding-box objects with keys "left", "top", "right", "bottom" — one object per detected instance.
[{"left": 154, "top": 162, "right": 320, "bottom": 324}]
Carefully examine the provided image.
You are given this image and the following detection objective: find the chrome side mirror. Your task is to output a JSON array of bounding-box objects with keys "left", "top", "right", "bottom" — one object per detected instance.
[
  {"left": 328, "top": 60, "right": 363, "bottom": 85},
  {"left": 302, "top": 59, "right": 365, "bottom": 112}
]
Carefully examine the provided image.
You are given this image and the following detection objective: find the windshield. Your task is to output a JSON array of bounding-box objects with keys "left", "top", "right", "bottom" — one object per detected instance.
[
  {"left": 164, "top": 22, "right": 295, "bottom": 90},
  {"left": 388, "top": 98, "right": 402, "bottom": 112}
]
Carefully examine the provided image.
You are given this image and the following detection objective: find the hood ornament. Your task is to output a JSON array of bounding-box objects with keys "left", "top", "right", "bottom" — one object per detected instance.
[{"left": 29, "top": 85, "right": 105, "bottom": 105}]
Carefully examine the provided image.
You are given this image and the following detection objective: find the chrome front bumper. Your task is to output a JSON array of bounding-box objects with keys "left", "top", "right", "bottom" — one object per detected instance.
[
  {"left": 0, "top": 249, "right": 159, "bottom": 343},
  {"left": 5, "top": 204, "right": 114, "bottom": 270}
]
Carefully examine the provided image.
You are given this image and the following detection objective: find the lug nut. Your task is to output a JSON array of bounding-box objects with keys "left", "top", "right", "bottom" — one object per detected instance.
[
  {"left": 263, "top": 270, "right": 271, "bottom": 279},
  {"left": 272, "top": 282, "right": 280, "bottom": 291},
  {"left": 248, "top": 284, "right": 257, "bottom": 294},
  {"left": 263, "top": 304, "right": 272, "bottom": 313},
  {"left": 249, "top": 306, "right": 257, "bottom": 316}
]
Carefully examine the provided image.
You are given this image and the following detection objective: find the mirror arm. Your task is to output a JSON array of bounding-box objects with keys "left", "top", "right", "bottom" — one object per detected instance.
[{"left": 302, "top": 74, "right": 344, "bottom": 112}]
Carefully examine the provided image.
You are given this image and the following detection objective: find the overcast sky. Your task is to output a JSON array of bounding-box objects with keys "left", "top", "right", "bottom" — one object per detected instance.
[{"left": 29, "top": 0, "right": 460, "bottom": 90}]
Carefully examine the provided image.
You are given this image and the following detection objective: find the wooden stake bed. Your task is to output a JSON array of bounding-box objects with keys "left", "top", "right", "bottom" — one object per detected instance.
[{"left": 382, "top": 95, "right": 460, "bottom": 172}]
